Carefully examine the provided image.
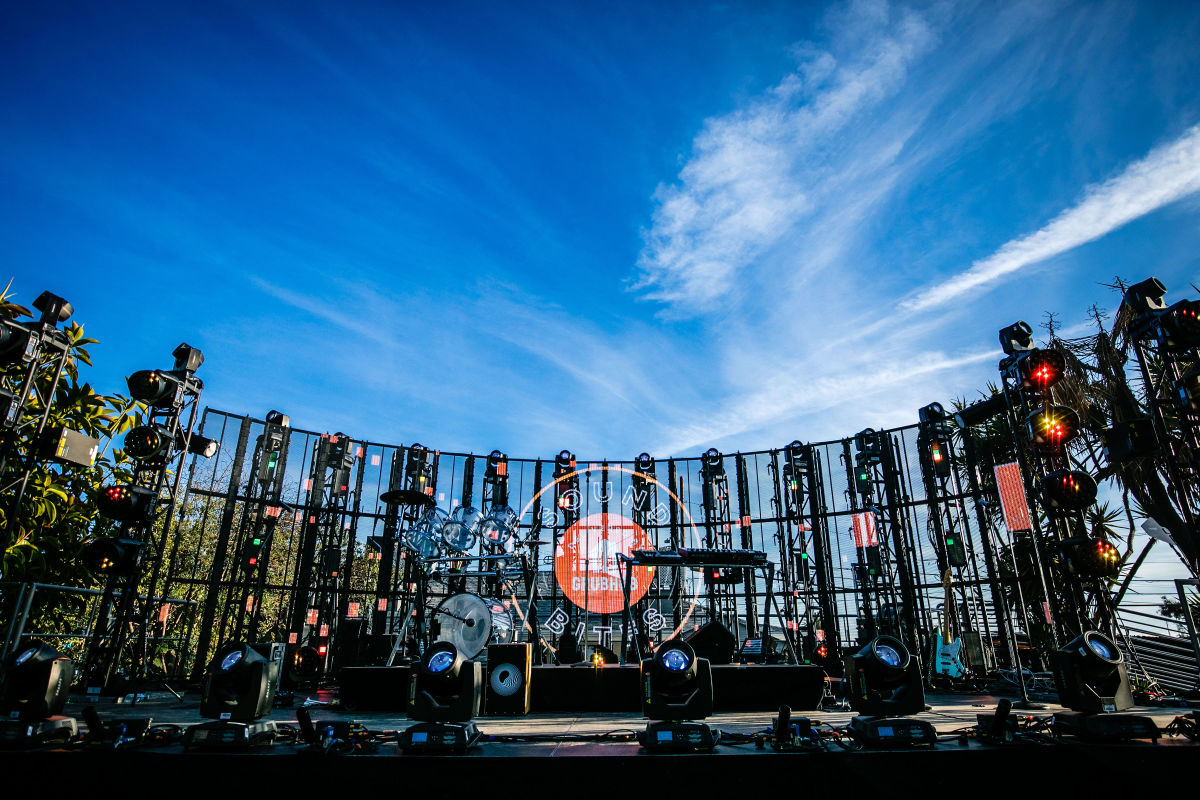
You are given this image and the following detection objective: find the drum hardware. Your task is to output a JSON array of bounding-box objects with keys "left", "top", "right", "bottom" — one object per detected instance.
[{"left": 379, "top": 489, "right": 436, "bottom": 509}]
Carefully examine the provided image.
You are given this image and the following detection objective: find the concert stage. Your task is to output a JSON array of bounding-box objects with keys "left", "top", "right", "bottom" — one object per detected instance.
[{"left": 2, "top": 690, "right": 1194, "bottom": 791}]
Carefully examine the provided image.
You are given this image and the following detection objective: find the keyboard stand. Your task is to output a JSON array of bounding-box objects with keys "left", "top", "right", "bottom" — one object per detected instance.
[{"left": 616, "top": 553, "right": 799, "bottom": 665}]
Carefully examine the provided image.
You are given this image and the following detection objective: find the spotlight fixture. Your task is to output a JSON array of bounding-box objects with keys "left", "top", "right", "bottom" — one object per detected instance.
[
  {"left": 1104, "top": 417, "right": 1158, "bottom": 462},
  {"left": 854, "top": 429, "right": 881, "bottom": 462},
  {"left": 32, "top": 291, "right": 73, "bottom": 325},
  {"left": 1025, "top": 405, "right": 1079, "bottom": 454},
  {"left": 998, "top": 320, "right": 1034, "bottom": 355},
  {"left": 1050, "top": 631, "right": 1132, "bottom": 713},
  {"left": 0, "top": 642, "right": 78, "bottom": 746},
  {"left": 638, "top": 639, "right": 716, "bottom": 751},
  {"left": 635, "top": 451, "right": 655, "bottom": 474},
  {"left": 187, "top": 433, "right": 220, "bottom": 458},
  {"left": 0, "top": 318, "right": 36, "bottom": 365},
  {"left": 82, "top": 537, "right": 142, "bottom": 577},
  {"left": 1013, "top": 348, "right": 1065, "bottom": 392},
  {"left": 171, "top": 341, "right": 204, "bottom": 373},
  {"left": 1122, "top": 277, "right": 1167, "bottom": 315},
  {"left": 701, "top": 447, "right": 724, "bottom": 471},
  {"left": 953, "top": 393, "right": 1008, "bottom": 429},
  {"left": 96, "top": 484, "right": 157, "bottom": 522},
  {"left": 182, "top": 642, "right": 282, "bottom": 749},
  {"left": 844, "top": 635, "right": 926, "bottom": 717},
  {"left": 554, "top": 449, "right": 575, "bottom": 474},
  {"left": 400, "top": 641, "right": 483, "bottom": 753},
  {"left": 918, "top": 402, "right": 946, "bottom": 424},
  {"left": 1041, "top": 469, "right": 1098, "bottom": 512},
  {"left": 853, "top": 457, "right": 873, "bottom": 495},
  {"left": 199, "top": 643, "right": 281, "bottom": 722},
  {"left": 127, "top": 369, "right": 184, "bottom": 408},
  {"left": 265, "top": 409, "right": 290, "bottom": 428},
  {"left": 124, "top": 424, "right": 176, "bottom": 462}
]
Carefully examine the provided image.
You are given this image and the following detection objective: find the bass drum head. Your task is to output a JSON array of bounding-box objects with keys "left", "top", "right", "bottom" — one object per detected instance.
[{"left": 433, "top": 594, "right": 515, "bottom": 659}]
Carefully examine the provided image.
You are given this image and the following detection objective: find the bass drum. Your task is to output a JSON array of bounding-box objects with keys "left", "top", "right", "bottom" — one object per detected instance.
[{"left": 432, "top": 593, "right": 515, "bottom": 659}]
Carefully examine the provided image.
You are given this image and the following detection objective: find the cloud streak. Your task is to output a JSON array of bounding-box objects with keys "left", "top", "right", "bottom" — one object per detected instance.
[
  {"left": 901, "top": 123, "right": 1200, "bottom": 312},
  {"left": 634, "top": 1, "right": 936, "bottom": 313}
]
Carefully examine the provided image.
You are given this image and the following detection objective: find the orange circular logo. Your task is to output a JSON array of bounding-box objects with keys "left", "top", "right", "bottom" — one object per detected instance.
[{"left": 554, "top": 512, "right": 653, "bottom": 614}]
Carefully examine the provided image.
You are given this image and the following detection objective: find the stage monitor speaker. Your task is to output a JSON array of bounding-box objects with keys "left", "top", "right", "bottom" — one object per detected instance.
[
  {"left": 684, "top": 621, "right": 736, "bottom": 665},
  {"left": 485, "top": 642, "right": 532, "bottom": 715}
]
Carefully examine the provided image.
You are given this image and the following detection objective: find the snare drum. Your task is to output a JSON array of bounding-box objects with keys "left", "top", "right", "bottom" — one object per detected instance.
[{"left": 432, "top": 593, "right": 515, "bottom": 659}]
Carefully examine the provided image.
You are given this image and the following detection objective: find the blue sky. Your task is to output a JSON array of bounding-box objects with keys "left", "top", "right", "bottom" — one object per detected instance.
[{"left": 4, "top": 0, "right": 1200, "bottom": 464}]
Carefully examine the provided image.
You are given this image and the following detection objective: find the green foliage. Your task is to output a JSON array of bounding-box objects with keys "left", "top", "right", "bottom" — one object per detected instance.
[{"left": 0, "top": 281, "right": 149, "bottom": 652}]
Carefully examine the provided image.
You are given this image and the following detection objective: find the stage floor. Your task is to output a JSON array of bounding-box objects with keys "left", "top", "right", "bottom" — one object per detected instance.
[{"left": 3, "top": 690, "right": 1195, "bottom": 790}]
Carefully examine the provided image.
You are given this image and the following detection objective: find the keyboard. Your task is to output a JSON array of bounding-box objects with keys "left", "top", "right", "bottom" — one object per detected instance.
[{"left": 629, "top": 548, "right": 767, "bottom": 566}]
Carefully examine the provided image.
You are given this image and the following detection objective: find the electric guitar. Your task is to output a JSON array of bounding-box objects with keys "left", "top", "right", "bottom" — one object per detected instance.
[{"left": 931, "top": 569, "right": 967, "bottom": 680}]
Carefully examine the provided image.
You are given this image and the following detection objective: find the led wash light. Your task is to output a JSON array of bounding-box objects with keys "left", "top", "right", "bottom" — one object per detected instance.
[
  {"left": 1041, "top": 469, "right": 1098, "bottom": 512},
  {"left": 96, "top": 484, "right": 157, "bottom": 522},
  {"left": 1015, "top": 349, "right": 1065, "bottom": 392},
  {"left": 1026, "top": 405, "right": 1079, "bottom": 454}
]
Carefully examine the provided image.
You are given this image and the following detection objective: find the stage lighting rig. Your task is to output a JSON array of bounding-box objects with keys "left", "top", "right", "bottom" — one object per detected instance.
[
  {"left": 484, "top": 449, "right": 509, "bottom": 507},
  {"left": 95, "top": 484, "right": 157, "bottom": 523},
  {"left": 998, "top": 320, "right": 1034, "bottom": 356},
  {"left": 1065, "top": 537, "right": 1122, "bottom": 579},
  {"left": 1041, "top": 469, "right": 1098, "bottom": 512},
  {"left": 1050, "top": 631, "right": 1132, "bottom": 713},
  {"left": 1025, "top": 405, "right": 1079, "bottom": 454},
  {"left": 701, "top": 447, "right": 725, "bottom": 476},
  {"left": 844, "top": 635, "right": 926, "bottom": 717},
  {"left": 638, "top": 639, "right": 717, "bottom": 751},
  {"left": 82, "top": 536, "right": 142, "bottom": 577},
  {"left": 953, "top": 393, "right": 1008, "bottom": 429},
  {"left": 1010, "top": 348, "right": 1065, "bottom": 393},
  {"left": 554, "top": 450, "right": 579, "bottom": 515},
  {"left": 0, "top": 642, "right": 77, "bottom": 746},
  {"left": 1161, "top": 299, "right": 1200, "bottom": 352},
  {"left": 399, "top": 641, "right": 483, "bottom": 753},
  {"left": 782, "top": 441, "right": 809, "bottom": 509},
  {"left": 198, "top": 643, "right": 280, "bottom": 722},
  {"left": 183, "top": 642, "right": 282, "bottom": 749}
]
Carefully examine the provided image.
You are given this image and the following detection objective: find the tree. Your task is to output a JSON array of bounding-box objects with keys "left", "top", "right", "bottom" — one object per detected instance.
[{"left": 0, "top": 281, "right": 140, "bottom": 651}]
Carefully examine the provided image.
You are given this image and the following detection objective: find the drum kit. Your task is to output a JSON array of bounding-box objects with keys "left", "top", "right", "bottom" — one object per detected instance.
[{"left": 379, "top": 489, "right": 531, "bottom": 658}]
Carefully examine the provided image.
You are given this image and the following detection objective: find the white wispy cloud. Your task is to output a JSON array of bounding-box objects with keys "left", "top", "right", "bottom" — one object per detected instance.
[
  {"left": 901, "top": 123, "right": 1200, "bottom": 312},
  {"left": 634, "top": 0, "right": 936, "bottom": 313}
]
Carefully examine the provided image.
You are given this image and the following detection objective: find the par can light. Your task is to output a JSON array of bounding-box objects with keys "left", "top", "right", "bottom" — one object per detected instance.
[
  {"left": 127, "top": 369, "right": 181, "bottom": 408},
  {"left": 96, "top": 484, "right": 157, "bottom": 522},
  {"left": 1025, "top": 405, "right": 1079, "bottom": 453},
  {"left": 124, "top": 424, "right": 176, "bottom": 462},
  {"left": 1041, "top": 469, "right": 1098, "bottom": 512}
]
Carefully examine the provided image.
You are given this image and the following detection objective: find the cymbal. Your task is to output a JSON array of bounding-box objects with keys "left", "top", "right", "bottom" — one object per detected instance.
[{"left": 379, "top": 489, "right": 436, "bottom": 508}]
